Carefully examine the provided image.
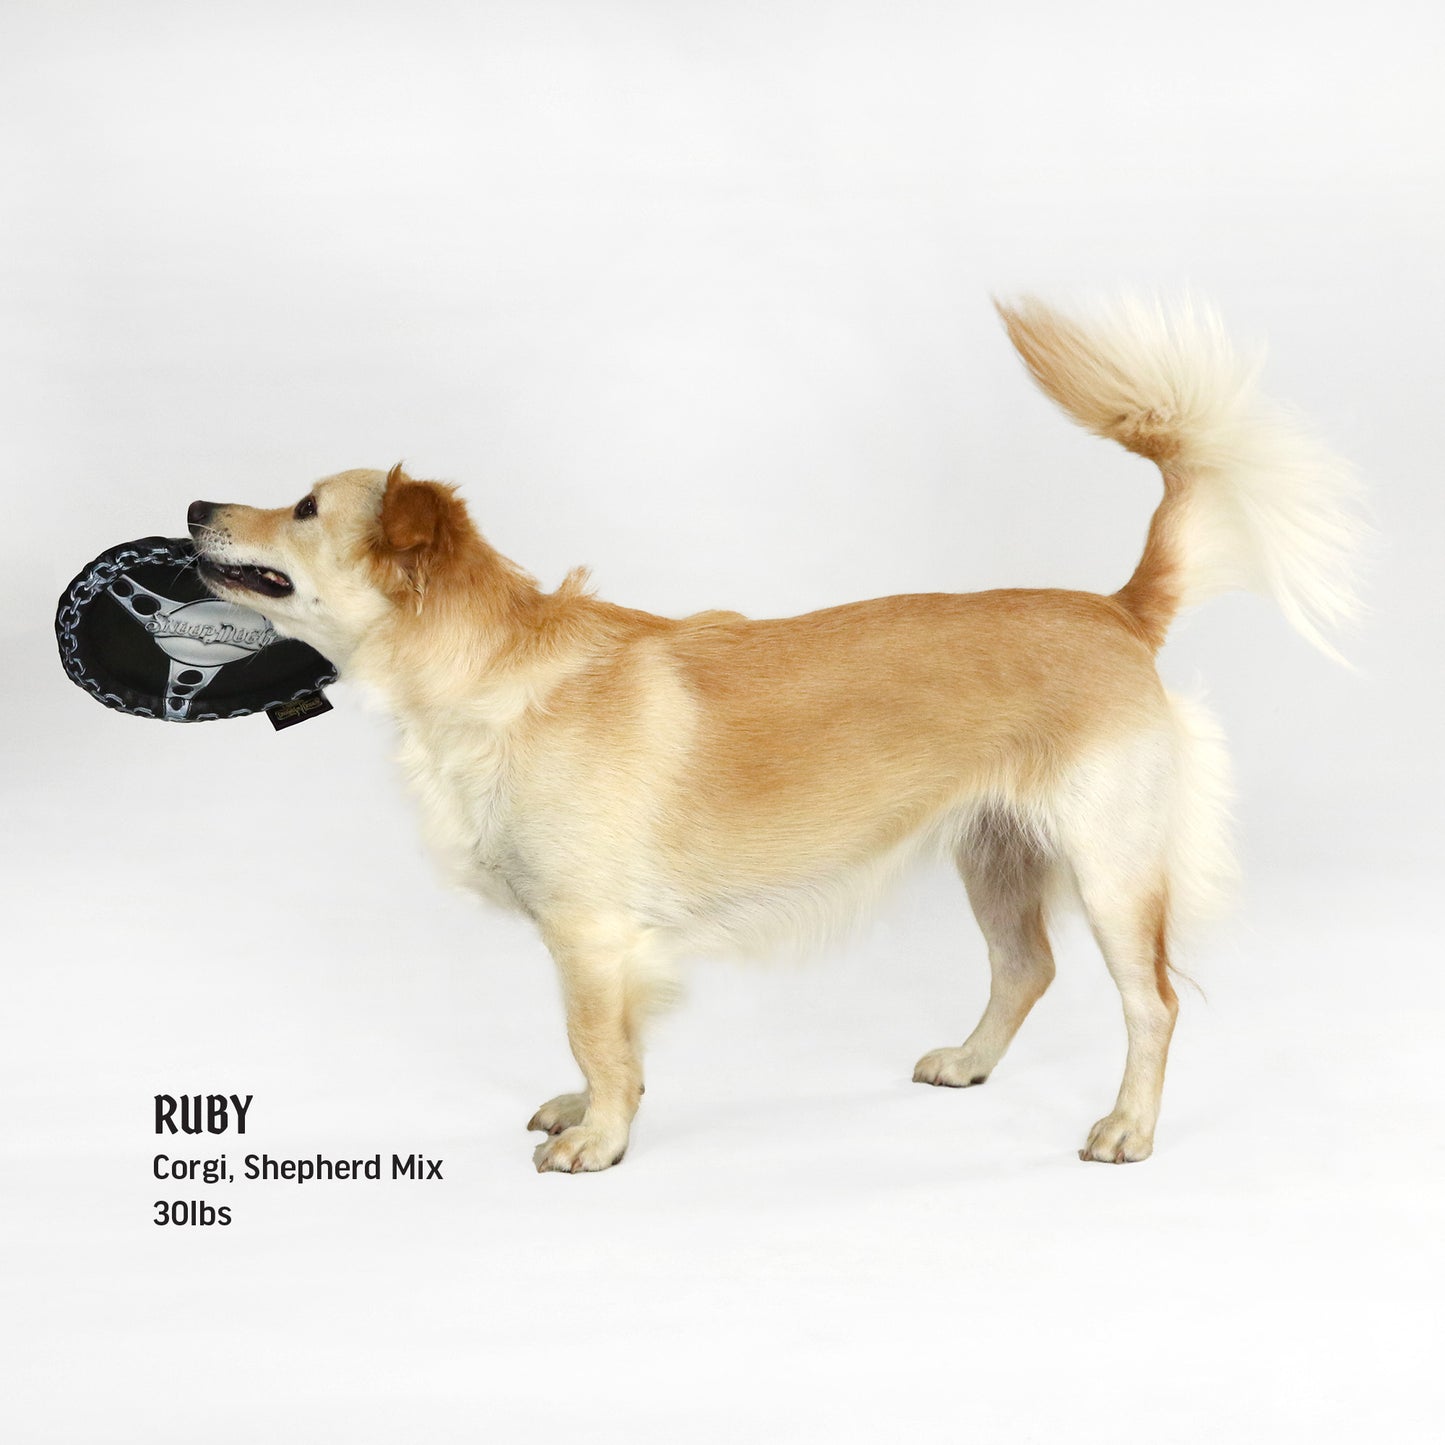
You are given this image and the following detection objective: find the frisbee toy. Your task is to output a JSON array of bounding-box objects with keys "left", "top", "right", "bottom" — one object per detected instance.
[{"left": 56, "top": 537, "right": 336, "bottom": 726}]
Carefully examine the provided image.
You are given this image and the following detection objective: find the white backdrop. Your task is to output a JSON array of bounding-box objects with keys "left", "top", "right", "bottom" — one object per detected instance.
[{"left": 2, "top": 2, "right": 1442, "bottom": 1441}]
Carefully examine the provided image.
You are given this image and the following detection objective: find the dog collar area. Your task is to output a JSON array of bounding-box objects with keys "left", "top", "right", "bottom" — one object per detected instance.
[{"left": 56, "top": 536, "right": 338, "bottom": 726}]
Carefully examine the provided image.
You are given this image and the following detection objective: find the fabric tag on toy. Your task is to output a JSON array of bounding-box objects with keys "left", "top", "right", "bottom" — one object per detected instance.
[{"left": 266, "top": 691, "right": 334, "bottom": 731}]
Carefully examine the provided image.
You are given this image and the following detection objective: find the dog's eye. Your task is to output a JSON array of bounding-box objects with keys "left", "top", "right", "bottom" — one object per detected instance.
[{"left": 294, "top": 495, "right": 317, "bottom": 520}]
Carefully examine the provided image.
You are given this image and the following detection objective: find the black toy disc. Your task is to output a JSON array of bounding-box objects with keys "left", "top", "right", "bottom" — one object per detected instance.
[{"left": 56, "top": 537, "right": 337, "bottom": 722}]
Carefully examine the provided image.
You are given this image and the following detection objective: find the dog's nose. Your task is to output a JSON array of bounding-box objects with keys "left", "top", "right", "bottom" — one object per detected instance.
[{"left": 188, "top": 500, "right": 215, "bottom": 529}]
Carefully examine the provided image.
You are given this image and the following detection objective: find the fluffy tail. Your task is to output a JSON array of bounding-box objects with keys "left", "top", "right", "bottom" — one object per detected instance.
[{"left": 996, "top": 295, "right": 1365, "bottom": 660}]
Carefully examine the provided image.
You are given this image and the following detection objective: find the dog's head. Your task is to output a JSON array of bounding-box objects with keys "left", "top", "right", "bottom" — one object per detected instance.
[{"left": 188, "top": 464, "right": 481, "bottom": 665}]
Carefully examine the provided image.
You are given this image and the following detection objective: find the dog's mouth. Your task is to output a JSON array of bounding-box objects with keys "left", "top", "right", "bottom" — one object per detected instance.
[{"left": 197, "top": 557, "right": 295, "bottom": 599}]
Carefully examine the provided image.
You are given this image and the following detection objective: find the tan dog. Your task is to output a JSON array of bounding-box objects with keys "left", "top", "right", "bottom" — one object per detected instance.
[{"left": 189, "top": 297, "right": 1362, "bottom": 1172}]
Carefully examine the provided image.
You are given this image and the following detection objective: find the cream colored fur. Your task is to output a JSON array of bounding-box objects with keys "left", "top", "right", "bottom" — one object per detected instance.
[{"left": 191, "top": 295, "right": 1363, "bottom": 1172}]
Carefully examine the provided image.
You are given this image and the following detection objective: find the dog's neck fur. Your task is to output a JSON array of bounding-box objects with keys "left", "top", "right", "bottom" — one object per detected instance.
[{"left": 349, "top": 543, "right": 622, "bottom": 732}]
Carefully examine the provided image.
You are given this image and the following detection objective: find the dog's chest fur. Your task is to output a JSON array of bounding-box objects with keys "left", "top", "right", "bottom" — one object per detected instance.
[{"left": 396, "top": 710, "right": 534, "bottom": 914}]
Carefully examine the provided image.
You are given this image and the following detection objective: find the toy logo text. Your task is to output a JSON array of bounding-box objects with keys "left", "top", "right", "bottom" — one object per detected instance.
[
  {"left": 143, "top": 614, "right": 276, "bottom": 651},
  {"left": 155, "top": 1093, "right": 253, "bottom": 1135},
  {"left": 272, "top": 697, "right": 325, "bottom": 722}
]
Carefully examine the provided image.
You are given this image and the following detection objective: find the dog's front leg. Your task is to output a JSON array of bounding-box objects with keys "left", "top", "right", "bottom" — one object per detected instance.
[{"left": 531, "top": 923, "right": 647, "bottom": 1174}]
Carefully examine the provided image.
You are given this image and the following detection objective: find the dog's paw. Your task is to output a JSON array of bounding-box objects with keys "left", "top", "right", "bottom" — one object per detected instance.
[
  {"left": 527, "top": 1092, "right": 589, "bottom": 1135},
  {"left": 912, "top": 1046, "right": 992, "bottom": 1088},
  {"left": 533, "top": 1123, "right": 628, "bottom": 1174},
  {"left": 1078, "top": 1112, "right": 1154, "bottom": 1163}
]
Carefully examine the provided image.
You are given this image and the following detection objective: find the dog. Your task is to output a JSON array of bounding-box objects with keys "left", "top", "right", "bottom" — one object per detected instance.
[{"left": 189, "top": 297, "right": 1362, "bottom": 1172}]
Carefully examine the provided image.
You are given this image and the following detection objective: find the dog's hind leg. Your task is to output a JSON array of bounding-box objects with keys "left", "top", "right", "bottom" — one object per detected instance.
[
  {"left": 530, "top": 916, "right": 667, "bottom": 1173},
  {"left": 1073, "top": 878, "right": 1177, "bottom": 1163},
  {"left": 1057, "top": 739, "right": 1182, "bottom": 1163},
  {"left": 913, "top": 815, "right": 1057, "bottom": 1089}
]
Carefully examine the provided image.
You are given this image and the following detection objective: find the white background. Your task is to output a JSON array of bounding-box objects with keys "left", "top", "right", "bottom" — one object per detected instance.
[{"left": 2, "top": 2, "right": 1442, "bottom": 1440}]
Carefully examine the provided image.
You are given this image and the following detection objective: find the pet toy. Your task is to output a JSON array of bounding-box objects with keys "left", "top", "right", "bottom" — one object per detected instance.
[{"left": 56, "top": 537, "right": 335, "bottom": 727}]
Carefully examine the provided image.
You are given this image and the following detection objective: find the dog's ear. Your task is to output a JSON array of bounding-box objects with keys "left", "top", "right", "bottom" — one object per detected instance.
[
  {"left": 380, "top": 463, "right": 444, "bottom": 550},
  {"left": 380, "top": 463, "right": 440, "bottom": 551},
  {"left": 374, "top": 463, "right": 470, "bottom": 595}
]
